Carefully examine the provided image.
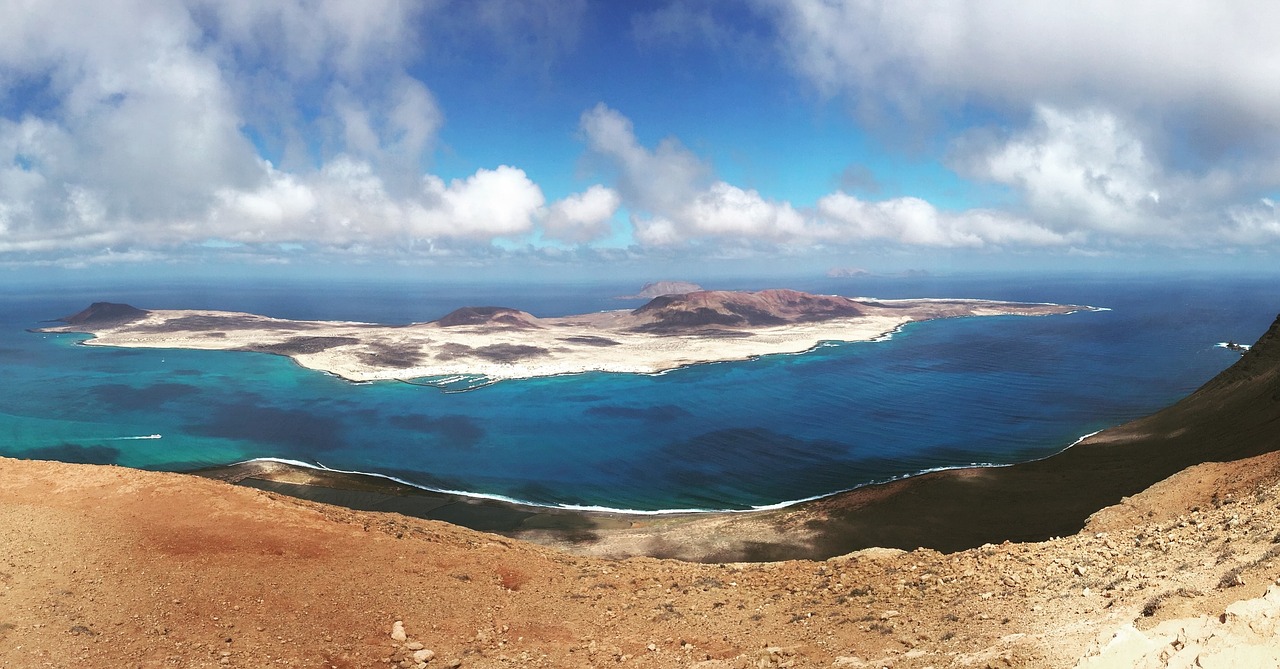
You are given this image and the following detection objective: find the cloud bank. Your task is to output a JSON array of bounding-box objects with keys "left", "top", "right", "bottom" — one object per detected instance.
[
  {"left": 0, "top": 0, "right": 607, "bottom": 261},
  {"left": 3, "top": 1, "right": 1280, "bottom": 267},
  {"left": 757, "top": 0, "right": 1280, "bottom": 246}
]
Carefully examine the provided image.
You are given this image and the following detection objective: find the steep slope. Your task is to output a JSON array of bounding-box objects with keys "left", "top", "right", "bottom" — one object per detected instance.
[
  {"left": 7, "top": 448, "right": 1280, "bottom": 667},
  {"left": 796, "top": 313, "right": 1280, "bottom": 556}
]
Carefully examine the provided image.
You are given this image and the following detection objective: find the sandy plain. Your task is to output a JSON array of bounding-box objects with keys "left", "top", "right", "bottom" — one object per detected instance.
[{"left": 42, "top": 294, "right": 1083, "bottom": 383}]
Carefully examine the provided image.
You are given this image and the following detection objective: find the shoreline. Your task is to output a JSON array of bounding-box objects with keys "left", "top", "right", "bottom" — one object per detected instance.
[
  {"left": 216, "top": 429, "right": 1098, "bottom": 516},
  {"left": 186, "top": 424, "right": 1125, "bottom": 558},
  {"left": 38, "top": 293, "right": 1088, "bottom": 384},
  {"left": 189, "top": 312, "right": 1280, "bottom": 562}
]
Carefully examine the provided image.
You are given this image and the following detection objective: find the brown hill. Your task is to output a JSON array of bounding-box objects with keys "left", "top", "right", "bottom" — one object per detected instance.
[
  {"left": 436, "top": 306, "right": 542, "bottom": 329},
  {"left": 58, "top": 301, "right": 148, "bottom": 325},
  {"left": 618, "top": 280, "right": 704, "bottom": 299},
  {"left": 629, "top": 289, "right": 863, "bottom": 333}
]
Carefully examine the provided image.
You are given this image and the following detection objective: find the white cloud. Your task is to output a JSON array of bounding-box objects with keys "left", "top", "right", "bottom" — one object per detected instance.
[
  {"left": 581, "top": 104, "right": 806, "bottom": 246},
  {"left": 544, "top": 185, "right": 621, "bottom": 243},
  {"left": 952, "top": 104, "right": 1280, "bottom": 245},
  {"left": 190, "top": 0, "right": 421, "bottom": 80},
  {"left": 762, "top": 0, "right": 1280, "bottom": 134},
  {"left": 0, "top": 1, "right": 261, "bottom": 232},
  {"left": 580, "top": 103, "right": 711, "bottom": 217},
  {"left": 213, "top": 159, "right": 546, "bottom": 245},
  {"left": 1223, "top": 199, "right": 1280, "bottom": 244},
  {"left": 817, "top": 193, "right": 1069, "bottom": 248},
  {"left": 631, "top": 215, "right": 683, "bottom": 247},
  {"left": 960, "top": 106, "right": 1165, "bottom": 236},
  {"left": 0, "top": 0, "right": 558, "bottom": 260},
  {"left": 682, "top": 183, "right": 806, "bottom": 240},
  {"left": 415, "top": 166, "right": 546, "bottom": 239},
  {"left": 583, "top": 104, "right": 1067, "bottom": 250},
  {"left": 327, "top": 76, "right": 443, "bottom": 191},
  {"left": 757, "top": 0, "right": 1280, "bottom": 252}
]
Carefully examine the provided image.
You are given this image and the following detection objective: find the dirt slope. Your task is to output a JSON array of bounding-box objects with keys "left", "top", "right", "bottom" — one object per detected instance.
[{"left": 4, "top": 450, "right": 1280, "bottom": 668}]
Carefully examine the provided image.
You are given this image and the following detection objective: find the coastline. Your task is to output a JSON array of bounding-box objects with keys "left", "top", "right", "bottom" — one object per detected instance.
[
  {"left": 183, "top": 425, "right": 1187, "bottom": 561},
  {"left": 39, "top": 293, "right": 1085, "bottom": 384},
  {"left": 190, "top": 420, "right": 1101, "bottom": 526},
  {"left": 190, "top": 312, "right": 1280, "bottom": 562},
  {"left": 213, "top": 433, "right": 1101, "bottom": 517}
]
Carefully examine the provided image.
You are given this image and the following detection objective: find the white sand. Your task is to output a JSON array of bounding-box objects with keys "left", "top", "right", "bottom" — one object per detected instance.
[{"left": 48, "top": 298, "right": 1083, "bottom": 383}]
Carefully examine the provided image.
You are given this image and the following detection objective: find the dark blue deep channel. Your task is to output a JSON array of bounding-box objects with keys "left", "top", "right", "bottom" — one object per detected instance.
[{"left": 1, "top": 273, "right": 1276, "bottom": 512}]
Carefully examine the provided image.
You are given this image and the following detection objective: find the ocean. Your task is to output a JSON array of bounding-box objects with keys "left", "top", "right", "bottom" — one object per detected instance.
[{"left": 1, "top": 273, "right": 1276, "bottom": 512}]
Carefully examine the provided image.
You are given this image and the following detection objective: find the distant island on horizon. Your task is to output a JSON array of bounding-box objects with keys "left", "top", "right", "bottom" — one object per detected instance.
[{"left": 40, "top": 288, "right": 1087, "bottom": 385}]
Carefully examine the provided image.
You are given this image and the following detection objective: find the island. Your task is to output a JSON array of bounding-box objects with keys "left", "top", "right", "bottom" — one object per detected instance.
[
  {"left": 5, "top": 312, "right": 1280, "bottom": 668},
  {"left": 614, "top": 280, "right": 703, "bottom": 299},
  {"left": 39, "top": 289, "right": 1086, "bottom": 383}
]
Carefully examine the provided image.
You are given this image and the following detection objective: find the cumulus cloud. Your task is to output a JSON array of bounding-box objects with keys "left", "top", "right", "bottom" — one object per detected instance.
[
  {"left": 582, "top": 104, "right": 813, "bottom": 247},
  {"left": 0, "top": 1, "right": 260, "bottom": 228},
  {"left": 416, "top": 166, "right": 546, "bottom": 239},
  {"left": 757, "top": 0, "right": 1280, "bottom": 249},
  {"left": 816, "top": 193, "right": 1069, "bottom": 248},
  {"left": 1223, "top": 199, "right": 1280, "bottom": 244},
  {"left": 0, "top": 0, "right": 597, "bottom": 260},
  {"left": 951, "top": 104, "right": 1280, "bottom": 245},
  {"left": 212, "top": 160, "right": 546, "bottom": 245},
  {"left": 761, "top": 1, "right": 1280, "bottom": 135},
  {"left": 582, "top": 104, "right": 1065, "bottom": 250},
  {"left": 959, "top": 106, "right": 1165, "bottom": 236},
  {"left": 543, "top": 185, "right": 621, "bottom": 243},
  {"left": 580, "top": 103, "right": 711, "bottom": 217},
  {"left": 8, "top": 1, "right": 1278, "bottom": 264}
]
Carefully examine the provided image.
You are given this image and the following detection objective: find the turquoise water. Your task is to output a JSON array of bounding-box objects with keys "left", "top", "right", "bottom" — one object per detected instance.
[{"left": 1, "top": 274, "right": 1276, "bottom": 511}]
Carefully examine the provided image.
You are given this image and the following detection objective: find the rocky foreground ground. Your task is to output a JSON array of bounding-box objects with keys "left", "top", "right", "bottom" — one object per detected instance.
[{"left": 3, "top": 448, "right": 1280, "bottom": 668}]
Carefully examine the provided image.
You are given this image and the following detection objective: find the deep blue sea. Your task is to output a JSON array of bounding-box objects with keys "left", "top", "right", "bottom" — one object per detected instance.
[{"left": 1, "top": 273, "right": 1276, "bottom": 512}]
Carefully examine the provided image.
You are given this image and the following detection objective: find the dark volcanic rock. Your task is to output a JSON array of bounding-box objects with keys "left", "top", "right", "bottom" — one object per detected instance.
[
  {"left": 359, "top": 341, "right": 426, "bottom": 369},
  {"left": 559, "top": 335, "right": 621, "bottom": 347},
  {"left": 471, "top": 344, "right": 547, "bottom": 362},
  {"left": 629, "top": 289, "right": 862, "bottom": 333},
  {"left": 437, "top": 307, "right": 541, "bottom": 329},
  {"left": 241, "top": 336, "right": 361, "bottom": 355},
  {"left": 137, "top": 314, "right": 318, "bottom": 332},
  {"left": 60, "top": 302, "right": 148, "bottom": 326}
]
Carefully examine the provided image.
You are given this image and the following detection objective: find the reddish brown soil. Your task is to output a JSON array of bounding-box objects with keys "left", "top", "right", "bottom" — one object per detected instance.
[{"left": 4, "top": 452, "right": 1280, "bottom": 668}]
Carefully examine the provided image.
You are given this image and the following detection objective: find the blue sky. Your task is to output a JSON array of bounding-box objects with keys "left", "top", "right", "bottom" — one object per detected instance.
[{"left": 3, "top": 1, "right": 1280, "bottom": 278}]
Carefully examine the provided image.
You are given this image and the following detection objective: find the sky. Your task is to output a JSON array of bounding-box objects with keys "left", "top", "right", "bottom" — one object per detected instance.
[{"left": 3, "top": 0, "right": 1280, "bottom": 280}]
